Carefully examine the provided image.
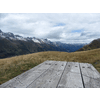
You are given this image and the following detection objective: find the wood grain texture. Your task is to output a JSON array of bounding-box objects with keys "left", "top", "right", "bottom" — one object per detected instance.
[
  {"left": 0, "top": 60, "right": 55, "bottom": 88},
  {"left": 0, "top": 61, "right": 100, "bottom": 88},
  {"left": 57, "top": 62, "right": 83, "bottom": 88},
  {"left": 80, "top": 63, "right": 100, "bottom": 88},
  {"left": 27, "top": 61, "right": 67, "bottom": 88}
]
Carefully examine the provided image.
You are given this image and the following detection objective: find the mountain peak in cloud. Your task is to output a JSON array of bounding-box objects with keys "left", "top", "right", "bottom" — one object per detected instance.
[{"left": 0, "top": 29, "right": 2, "bottom": 33}]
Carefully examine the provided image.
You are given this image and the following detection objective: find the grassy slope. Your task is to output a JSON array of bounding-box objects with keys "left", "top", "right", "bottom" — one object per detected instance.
[
  {"left": 78, "top": 39, "right": 100, "bottom": 51},
  {"left": 0, "top": 48, "right": 100, "bottom": 84}
]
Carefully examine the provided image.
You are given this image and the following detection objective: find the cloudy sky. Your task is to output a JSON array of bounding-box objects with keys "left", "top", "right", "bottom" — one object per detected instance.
[{"left": 0, "top": 13, "right": 100, "bottom": 43}]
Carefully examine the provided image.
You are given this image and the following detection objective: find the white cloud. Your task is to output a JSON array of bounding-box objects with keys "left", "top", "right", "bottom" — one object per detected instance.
[{"left": 0, "top": 13, "right": 100, "bottom": 43}]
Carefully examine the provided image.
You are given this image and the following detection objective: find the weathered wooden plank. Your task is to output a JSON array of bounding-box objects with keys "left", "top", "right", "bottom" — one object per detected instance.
[
  {"left": 68, "top": 62, "right": 81, "bottom": 74},
  {"left": 0, "top": 60, "right": 48, "bottom": 88},
  {"left": 0, "top": 60, "right": 55, "bottom": 88},
  {"left": 0, "top": 61, "right": 100, "bottom": 88},
  {"left": 57, "top": 62, "right": 83, "bottom": 88},
  {"left": 27, "top": 61, "right": 67, "bottom": 88},
  {"left": 87, "top": 63, "right": 100, "bottom": 75},
  {"left": 79, "top": 63, "right": 100, "bottom": 88}
]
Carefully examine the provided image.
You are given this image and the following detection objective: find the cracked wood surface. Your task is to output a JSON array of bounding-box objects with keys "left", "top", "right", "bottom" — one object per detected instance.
[{"left": 0, "top": 61, "right": 100, "bottom": 88}]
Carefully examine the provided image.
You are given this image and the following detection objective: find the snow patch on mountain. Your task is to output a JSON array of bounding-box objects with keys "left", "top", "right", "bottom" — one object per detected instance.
[
  {"left": 32, "top": 38, "right": 41, "bottom": 43},
  {"left": 15, "top": 35, "right": 27, "bottom": 41},
  {"left": 41, "top": 39, "right": 51, "bottom": 44},
  {"left": 0, "top": 29, "right": 86, "bottom": 49},
  {"left": 0, "top": 29, "right": 55, "bottom": 44},
  {"left": 0, "top": 30, "right": 27, "bottom": 41}
]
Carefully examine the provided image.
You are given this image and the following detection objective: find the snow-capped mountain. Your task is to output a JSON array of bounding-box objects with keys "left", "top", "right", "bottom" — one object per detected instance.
[
  {"left": 0, "top": 29, "right": 86, "bottom": 46},
  {"left": 0, "top": 29, "right": 85, "bottom": 58},
  {"left": 0, "top": 30, "right": 26, "bottom": 41},
  {"left": 0, "top": 29, "right": 54, "bottom": 44}
]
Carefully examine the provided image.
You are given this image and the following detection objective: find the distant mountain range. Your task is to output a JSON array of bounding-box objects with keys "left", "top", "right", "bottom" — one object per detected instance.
[
  {"left": 0, "top": 29, "right": 85, "bottom": 58},
  {"left": 78, "top": 38, "right": 100, "bottom": 51}
]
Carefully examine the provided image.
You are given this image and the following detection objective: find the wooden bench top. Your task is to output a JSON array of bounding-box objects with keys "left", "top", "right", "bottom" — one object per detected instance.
[{"left": 0, "top": 60, "right": 100, "bottom": 88}]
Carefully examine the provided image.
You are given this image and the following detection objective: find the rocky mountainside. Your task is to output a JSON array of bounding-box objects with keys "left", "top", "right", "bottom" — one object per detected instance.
[{"left": 0, "top": 29, "right": 85, "bottom": 58}]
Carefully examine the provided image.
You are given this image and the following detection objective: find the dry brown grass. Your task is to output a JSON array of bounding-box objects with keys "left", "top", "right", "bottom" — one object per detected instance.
[{"left": 0, "top": 48, "right": 100, "bottom": 84}]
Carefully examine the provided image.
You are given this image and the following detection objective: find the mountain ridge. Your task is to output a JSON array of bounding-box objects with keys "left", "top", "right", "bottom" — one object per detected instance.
[
  {"left": 0, "top": 29, "right": 85, "bottom": 58},
  {"left": 78, "top": 38, "right": 100, "bottom": 51}
]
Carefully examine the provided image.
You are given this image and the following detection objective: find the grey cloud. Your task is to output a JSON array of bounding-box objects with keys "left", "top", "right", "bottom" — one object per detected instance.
[
  {"left": 0, "top": 13, "right": 9, "bottom": 19},
  {"left": 47, "top": 30, "right": 62, "bottom": 39},
  {"left": 1, "top": 13, "right": 100, "bottom": 43},
  {"left": 87, "top": 33, "right": 100, "bottom": 38},
  {"left": 80, "top": 32, "right": 91, "bottom": 36},
  {"left": 80, "top": 32, "right": 100, "bottom": 38}
]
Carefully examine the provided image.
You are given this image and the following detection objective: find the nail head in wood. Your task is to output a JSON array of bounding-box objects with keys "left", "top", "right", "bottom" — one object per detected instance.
[{"left": 68, "top": 65, "right": 70, "bottom": 67}]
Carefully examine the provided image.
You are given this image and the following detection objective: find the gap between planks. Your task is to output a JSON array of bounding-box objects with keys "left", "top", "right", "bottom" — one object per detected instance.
[{"left": 0, "top": 61, "right": 100, "bottom": 88}]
